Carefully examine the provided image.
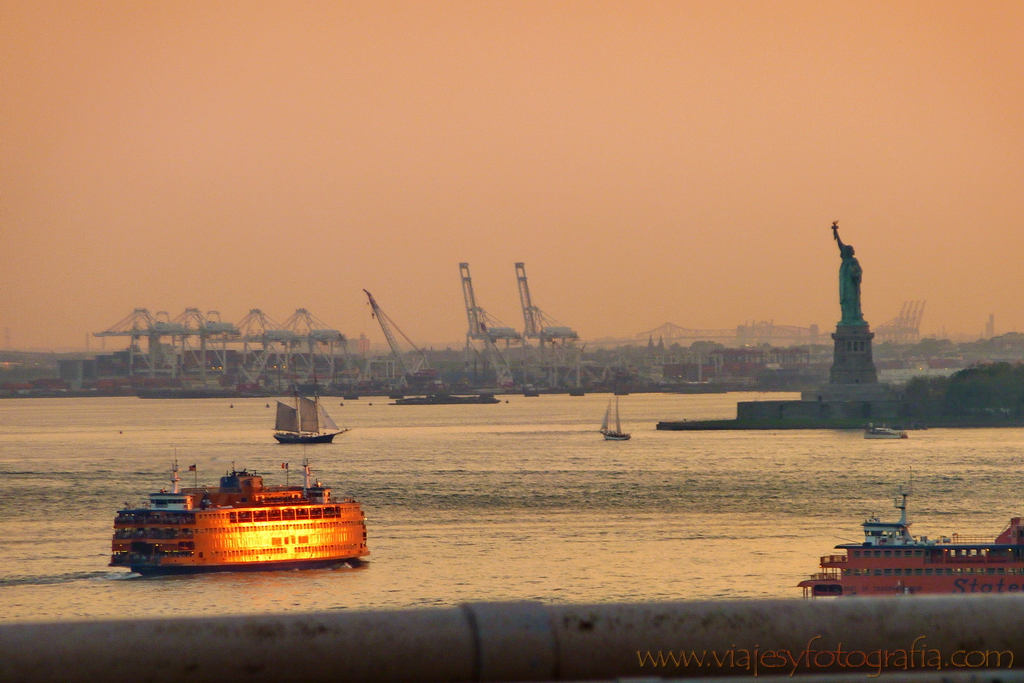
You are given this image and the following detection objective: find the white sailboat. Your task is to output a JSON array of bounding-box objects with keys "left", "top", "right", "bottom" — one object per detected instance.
[
  {"left": 274, "top": 395, "right": 348, "bottom": 444},
  {"left": 600, "top": 396, "right": 631, "bottom": 441}
]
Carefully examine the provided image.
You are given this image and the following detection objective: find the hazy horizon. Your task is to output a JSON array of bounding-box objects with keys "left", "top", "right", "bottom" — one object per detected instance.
[{"left": 3, "top": 2, "right": 1022, "bottom": 351}]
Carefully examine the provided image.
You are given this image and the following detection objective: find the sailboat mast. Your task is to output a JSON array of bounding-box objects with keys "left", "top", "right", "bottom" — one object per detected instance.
[
  {"left": 614, "top": 396, "right": 622, "bottom": 433},
  {"left": 313, "top": 393, "right": 320, "bottom": 435},
  {"left": 311, "top": 362, "right": 319, "bottom": 434}
]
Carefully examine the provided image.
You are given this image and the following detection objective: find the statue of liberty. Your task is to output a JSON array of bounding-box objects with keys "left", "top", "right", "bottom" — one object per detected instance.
[{"left": 832, "top": 221, "right": 866, "bottom": 326}]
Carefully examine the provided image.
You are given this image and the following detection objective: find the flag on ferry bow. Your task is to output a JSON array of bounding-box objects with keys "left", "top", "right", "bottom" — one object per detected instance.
[
  {"left": 188, "top": 464, "right": 197, "bottom": 471},
  {"left": 281, "top": 462, "right": 289, "bottom": 470}
]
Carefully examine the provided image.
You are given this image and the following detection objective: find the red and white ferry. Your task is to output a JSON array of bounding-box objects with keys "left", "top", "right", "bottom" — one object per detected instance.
[
  {"left": 110, "top": 461, "right": 368, "bottom": 575},
  {"left": 799, "top": 490, "right": 1024, "bottom": 597}
]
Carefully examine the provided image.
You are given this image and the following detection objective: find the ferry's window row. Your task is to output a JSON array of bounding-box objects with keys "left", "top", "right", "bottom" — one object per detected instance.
[
  {"left": 116, "top": 513, "right": 196, "bottom": 524},
  {"left": 113, "top": 521, "right": 360, "bottom": 539},
  {"left": 115, "top": 508, "right": 361, "bottom": 525},
  {"left": 138, "top": 550, "right": 192, "bottom": 558},
  {"left": 114, "top": 541, "right": 365, "bottom": 562},
  {"left": 209, "top": 543, "right": 359, "bottom": 558},
  {"left": 851, "top": 548, "right": 1004, "bottom": 558},
  {"left": 113, "top": 530, "right": 358, "bottom": 545},
  {"left": 113, "top": 528, "right": 193, "bottom": 539},
  {"left": 197, "top": 521, "right": 359, "bottom": 533},
  {"left": 229, "top": 507, "right": 350, "bottom": 523},
  {"left": 853, "top": 549, "right": 924, "bottom": 557},
  {"left": 845, "top": 567, "right": 1022, "bottom": 576}
]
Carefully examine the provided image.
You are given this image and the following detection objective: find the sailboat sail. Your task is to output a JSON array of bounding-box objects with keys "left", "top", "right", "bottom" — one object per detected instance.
[
  {"left": 273, "top": 394, "right": 346, "bottom": 443},
  {"left": 275, "top": 401, "right": 299, "bottom": 432},
  {"left": 318, "top": 403, "right": 340, "bottom": 432},
  {"left": 299, "top": 397, "right": 319, "bottom": 433},
  {"left": 600, "top": 396, "right": 630, "bottom": 440}
]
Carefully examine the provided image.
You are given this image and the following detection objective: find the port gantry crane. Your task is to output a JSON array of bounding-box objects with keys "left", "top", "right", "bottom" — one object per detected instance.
[
  {"left": 94, "top": 308, "right": 240, "bottom": 379},
  {"left": 173, "top": 308, "right": 238, "bottom": 382},
  {"left": 236, "top": 309, "right": 287, "bottom": 387},
  {"left": 93, "top": 308, "right": 158, "bottom": 377},
  {"left": 515, "top": 262, "right": 578, "bottom": 348},
  {"left": 235, "top": 309, "right": 346, "bottom": 389},
  {"left": 279, "top": 308, "right": 347, "bottom": 387},
  {"left": 363, "top": 289, "right": 435, "bottom": 390},
  {"left": 94, "top": 307, "right": 348, "bottom": 389},
  {"left": 459, "top": 263, "right": 520, "bottom": 388},
  {"left": 515, "top": 262, "right": 580, "bottom": 387},
  {"left": 876, "top": 301, "right": 926, "bottom": 345}
]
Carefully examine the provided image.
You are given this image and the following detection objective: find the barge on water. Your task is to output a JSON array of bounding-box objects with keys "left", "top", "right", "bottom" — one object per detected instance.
[
  {"left": 110, "top": 462, "right": 368, "bottom": 575},
  {"left": 390, "top": 393, "right": 500, "bottom": 405}
]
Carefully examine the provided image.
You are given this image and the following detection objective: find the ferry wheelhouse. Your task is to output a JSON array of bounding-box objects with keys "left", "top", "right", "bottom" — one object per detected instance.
[
  {"left": 110, "top": 462, "right": 369, "bottom": 575},
  {"left": 799, "top": 490, "right": 1024, "bottom": 596}
]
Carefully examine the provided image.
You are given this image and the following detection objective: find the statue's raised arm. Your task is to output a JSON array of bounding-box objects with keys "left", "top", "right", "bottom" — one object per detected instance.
[{"left": 832, "top": 221, "right": 846, "bottom": 254}]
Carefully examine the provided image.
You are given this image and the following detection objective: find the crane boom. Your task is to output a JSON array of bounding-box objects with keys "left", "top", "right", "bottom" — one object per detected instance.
[
  {"left": 458, "top": 263, "right": 515, "bottom": 387},
  {"left": 515, "top": 262, "right": 540, "bottom": 337},
  {"left": 459, "top": 263, "right": 486, "bottom": 337},
  {"left": 512, "top": 262, "right": 578, "bottom": 344},
  {"left": 363, "top": 290, "right": 429, "bottom": 379}
]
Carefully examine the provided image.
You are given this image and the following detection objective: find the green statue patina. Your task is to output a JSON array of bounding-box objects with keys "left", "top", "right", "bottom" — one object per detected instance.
[{"left": 832, "top": 221, "right": 866, "bottom": 326}]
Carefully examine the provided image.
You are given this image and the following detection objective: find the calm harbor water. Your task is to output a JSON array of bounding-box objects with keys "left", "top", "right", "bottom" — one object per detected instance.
[{"left": 3, "top": 392, "right": 1024, "bottom": 623}]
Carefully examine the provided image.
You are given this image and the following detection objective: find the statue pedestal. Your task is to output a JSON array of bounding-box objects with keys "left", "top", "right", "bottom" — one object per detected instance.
[
  {"left": 738, "top": 322, "right": 900, "bottom": 423},
  {"left": 792, "top": 323, "right": 898, "bottom": 419},
  {"left": 829, "top": 324, "right": 878, "bottom": 384}
]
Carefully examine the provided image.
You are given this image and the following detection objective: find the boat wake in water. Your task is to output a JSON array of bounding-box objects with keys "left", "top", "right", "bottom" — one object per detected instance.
[{"left": 0, "top": 570, "right": 135, "bottom": 588}]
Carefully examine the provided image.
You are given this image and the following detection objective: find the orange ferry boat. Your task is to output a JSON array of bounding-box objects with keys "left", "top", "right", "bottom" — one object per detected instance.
[
  {"left": 110, "top": 462, "right": 369, "bottom": 575},
  {"left": 800, "top": 489, "right": 1024, "bottom": 597}
]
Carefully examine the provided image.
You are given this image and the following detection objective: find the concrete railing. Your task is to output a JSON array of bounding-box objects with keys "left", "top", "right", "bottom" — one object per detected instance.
[{"left": 3, "top": 596, "right": 1024, "bottom": 682}]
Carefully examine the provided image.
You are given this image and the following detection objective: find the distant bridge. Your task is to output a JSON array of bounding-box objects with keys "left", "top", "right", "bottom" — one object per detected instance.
[{"left": 635, "top": 321, "right": 820, "bottom": 346}]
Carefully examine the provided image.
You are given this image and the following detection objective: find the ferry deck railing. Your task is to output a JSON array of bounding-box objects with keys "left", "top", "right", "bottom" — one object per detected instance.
[
  {"left": 948, "top": 534, "right": 998, "bottom": 545},
  {"left": 805, "top": 569, "right": 841, "bottom": 580},
  {"left": 4, "top": 597, "right": 1024, "bottom": 683}
]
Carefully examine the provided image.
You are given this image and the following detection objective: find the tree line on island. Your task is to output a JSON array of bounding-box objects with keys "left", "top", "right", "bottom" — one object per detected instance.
[{"left": 902, "top": 362, "right": 1024, "bottom": 421}]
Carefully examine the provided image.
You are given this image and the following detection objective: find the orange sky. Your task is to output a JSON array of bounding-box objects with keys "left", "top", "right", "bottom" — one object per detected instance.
[{"left": 2, "top": 1, "right": 1022, "bottom": 350}]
